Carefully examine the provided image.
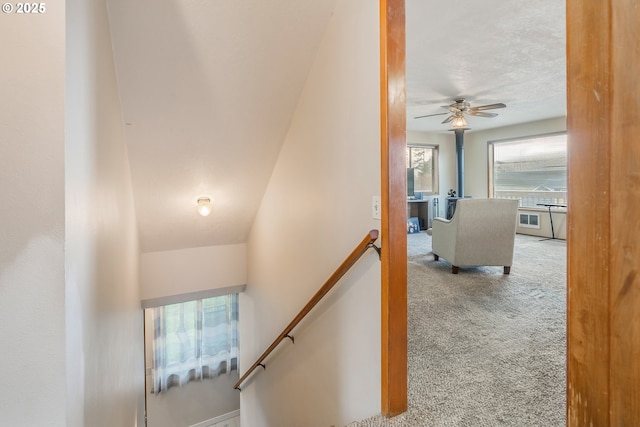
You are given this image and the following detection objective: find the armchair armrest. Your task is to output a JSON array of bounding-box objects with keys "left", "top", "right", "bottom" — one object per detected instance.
[
  {"left": 431, "top": 216, "right": 457, "bottom": 261},
  {"left": 426, "top": 217, "right": 450, "bottom": 236},
  {"left": 432, "top": 217, "right": 451, "bottom": 226}
]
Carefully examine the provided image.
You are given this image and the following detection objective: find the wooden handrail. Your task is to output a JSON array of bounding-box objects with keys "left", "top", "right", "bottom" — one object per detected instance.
[{"left": 234, "top": 229, "right": 380, "bottom": 391}]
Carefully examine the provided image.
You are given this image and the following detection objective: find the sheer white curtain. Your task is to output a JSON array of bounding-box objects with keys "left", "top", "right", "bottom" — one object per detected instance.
[{"left": 151, "top": 294, "right": 239, "bottom": 393}]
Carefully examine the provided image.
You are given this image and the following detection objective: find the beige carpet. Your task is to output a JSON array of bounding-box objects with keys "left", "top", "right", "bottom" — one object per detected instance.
[{"left": 348, "top": 232, "right": 566, "bottom": 426}]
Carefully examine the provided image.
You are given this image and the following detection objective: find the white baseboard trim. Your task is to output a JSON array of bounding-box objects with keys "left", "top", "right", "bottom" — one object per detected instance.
[{"left": 189, "top": 409, "right": 240, "bottom": 427}]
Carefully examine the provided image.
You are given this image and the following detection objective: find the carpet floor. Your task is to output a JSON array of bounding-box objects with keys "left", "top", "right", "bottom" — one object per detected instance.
[{"left": 348, "top": 232, "right": 567, "bottom": 427}]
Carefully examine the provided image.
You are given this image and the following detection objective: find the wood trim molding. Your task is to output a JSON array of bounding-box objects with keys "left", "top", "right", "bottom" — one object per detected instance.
[
  {"left": 376, "top": 1, "right": 640, "bottom": 423},
  {"left": 379, "top": 0, "right": 407, "bottom": 416},
  {"left": 566, "top": 0, "right": 640, "bottom": 425}
]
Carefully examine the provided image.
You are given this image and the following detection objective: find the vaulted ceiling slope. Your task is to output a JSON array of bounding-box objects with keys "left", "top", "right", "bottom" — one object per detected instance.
[
  {"left": 107, "top": 0, "right": 338, "bottom": 252},
  {"left": 107, "top": 0, "right": 566, "bottom": 253},
  {"left": 406, "top": 0, "right": 566, "bottom": 133}
]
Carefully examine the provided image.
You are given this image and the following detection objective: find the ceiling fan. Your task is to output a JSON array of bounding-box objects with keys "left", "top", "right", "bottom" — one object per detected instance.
[{"left": 414, "top": 98, "right": 506, "bottom": 126}]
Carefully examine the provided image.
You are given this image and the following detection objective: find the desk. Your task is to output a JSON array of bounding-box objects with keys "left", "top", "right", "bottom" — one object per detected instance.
[
  {"left": 536, "top": 203, "right": 567, "bottom": 240},
  {"left": 407, "top": 199, "right": 429, "bottom": 230}
]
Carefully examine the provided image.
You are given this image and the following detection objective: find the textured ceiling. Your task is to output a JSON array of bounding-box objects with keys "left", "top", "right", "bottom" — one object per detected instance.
[
  {"left": 107, "top": 0, "right": 566, "bottom": 253},
  {"left": 406, "top": 0, "right": 566, "bottom": 133}
]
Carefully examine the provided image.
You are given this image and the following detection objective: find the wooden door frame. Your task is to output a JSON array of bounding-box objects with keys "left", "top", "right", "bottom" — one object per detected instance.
[
  {"left": 566, "top": 1, "right": 640, "bottom": 425},
  {"left": 379, "top": 0, "right": 407, "bottom": 417},
  {"left": 380, "top": 0, "right": 640, "bottom": 423}
]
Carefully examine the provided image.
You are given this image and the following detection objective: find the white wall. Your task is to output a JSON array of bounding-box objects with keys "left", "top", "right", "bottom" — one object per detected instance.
[
  {"left": 141, "top": 244, "right": 246, "bottom": 301},
  {"left": 241, "top": 1, "right": 381, "bottom": 426},
  {"left": 65, "top": 0, "right": 145, "bottom": 425},
  {"left": 140, "top": 244, "right": 245, "bottom": 427},
  {"left": 0, "top": 7, "right": 66, "bottom": 426}
]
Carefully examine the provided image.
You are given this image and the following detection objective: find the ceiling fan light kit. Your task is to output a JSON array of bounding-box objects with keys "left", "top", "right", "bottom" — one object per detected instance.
[
  {"left": 411, "top": 97, "right": 507, "bottom": 200},
  {"left": 451, "top": 115, "right": 468, "bottom": 129},
  {"left": 414, "top": 98, "right": 506, "bottom": 128}
]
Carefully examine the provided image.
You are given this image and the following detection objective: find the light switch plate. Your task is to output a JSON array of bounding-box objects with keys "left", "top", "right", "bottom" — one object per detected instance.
[{"left": 372, "top": 196, "right": 381, "bottom": 220}]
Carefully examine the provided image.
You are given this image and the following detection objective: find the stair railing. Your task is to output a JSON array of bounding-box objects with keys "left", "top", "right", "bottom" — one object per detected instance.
[{"left": 234, "top": 229, "right": 381, "bottom": 391}]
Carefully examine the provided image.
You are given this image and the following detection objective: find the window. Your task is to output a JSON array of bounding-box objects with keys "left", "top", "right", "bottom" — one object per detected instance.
[
  {"left": 150, "top": 294, "right": 239, "bottom": 393},
  {"left": 489, "top": 133, "right": 567, "bottom": 208},
  {"left": 406, "top": 145, "right": 439, "bottom": 195}
]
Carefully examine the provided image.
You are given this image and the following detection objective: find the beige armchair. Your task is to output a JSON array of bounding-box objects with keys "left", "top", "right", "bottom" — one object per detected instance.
[{"left": 431, "top": 198, "right": 519, "bottom": 274}]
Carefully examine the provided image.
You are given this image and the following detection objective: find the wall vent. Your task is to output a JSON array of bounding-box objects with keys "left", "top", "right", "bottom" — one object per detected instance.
[{"left": 519, "top": 213, "right": 541, "bottom": 229}]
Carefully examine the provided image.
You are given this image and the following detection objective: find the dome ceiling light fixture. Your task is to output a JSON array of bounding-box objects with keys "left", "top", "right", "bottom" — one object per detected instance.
[{"left": 196, "top": 196, "right": 212, "bottom": 217}]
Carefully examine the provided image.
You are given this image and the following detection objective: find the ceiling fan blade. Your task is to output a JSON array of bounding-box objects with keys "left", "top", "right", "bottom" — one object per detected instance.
[
  {"left": 467, "top": 111, "right": 499, "bottom": 118},
  {"left": 441, "top": 115, "right": 455, "bottom": 124},
  {"left": 470, "top": 103, "right": 506, "bottom": 111},
  {"left": 414, "top": 112, "right": 448, "bottom": 119}
]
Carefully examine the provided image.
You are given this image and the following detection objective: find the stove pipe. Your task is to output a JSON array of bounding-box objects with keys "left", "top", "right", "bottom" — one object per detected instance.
[{"left": 454, "top": 128, "right": 465, "bottom": 198}]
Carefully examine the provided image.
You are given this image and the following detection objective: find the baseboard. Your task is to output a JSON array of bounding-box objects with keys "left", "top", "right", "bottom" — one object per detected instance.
[{"left": 189, "top": 409, "right": 240, "bottom": 427}]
